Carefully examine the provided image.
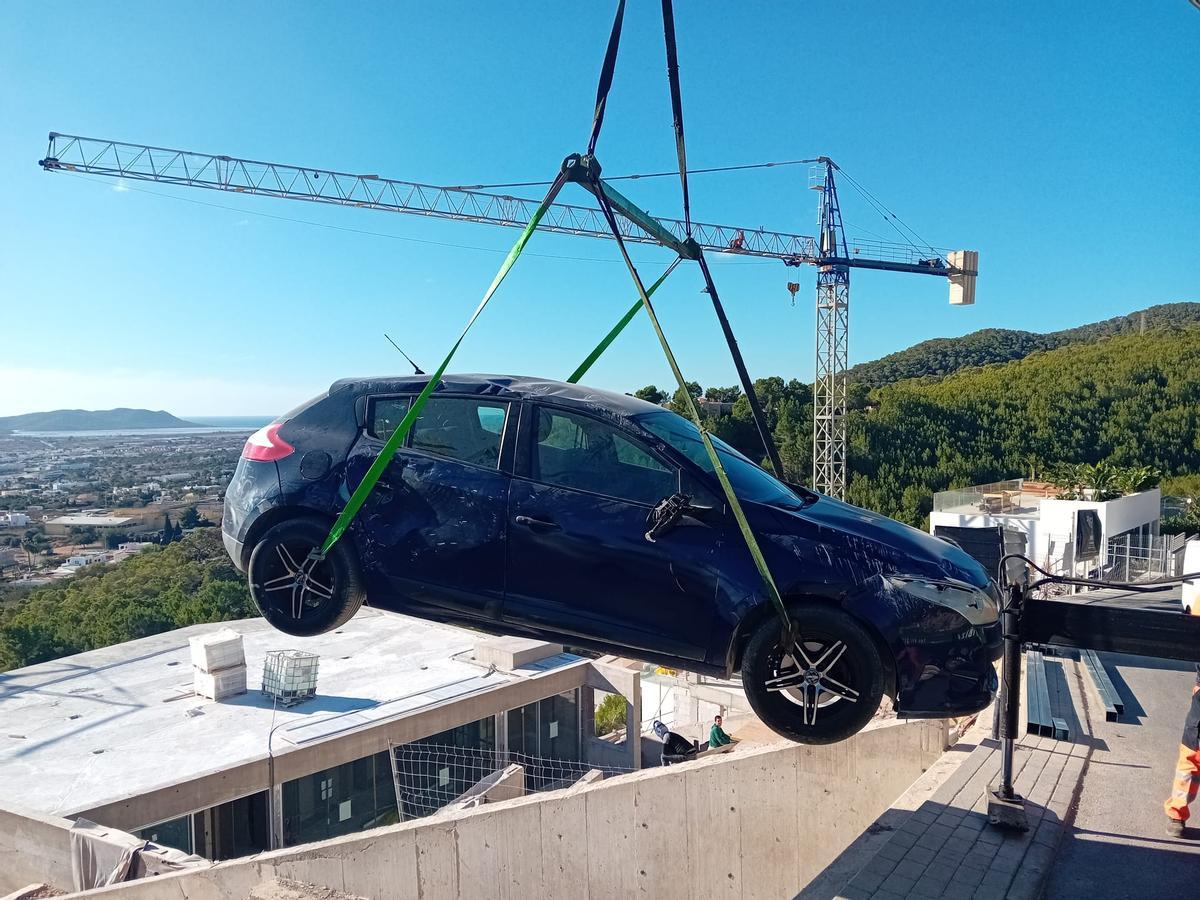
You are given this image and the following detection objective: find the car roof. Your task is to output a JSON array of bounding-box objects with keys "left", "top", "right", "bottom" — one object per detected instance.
[{"left": 328, "top": 373, "right": 667, "bottom": 419}]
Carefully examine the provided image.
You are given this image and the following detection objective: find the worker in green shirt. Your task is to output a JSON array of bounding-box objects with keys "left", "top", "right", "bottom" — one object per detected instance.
[{"left": 709, "top": 714, "right": 737, "bottom": 749}]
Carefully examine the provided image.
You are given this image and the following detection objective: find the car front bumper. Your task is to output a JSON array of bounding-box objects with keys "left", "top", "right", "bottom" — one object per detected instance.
[{"left": 893, "top": 619, "right": 1002, "bottom": 717}]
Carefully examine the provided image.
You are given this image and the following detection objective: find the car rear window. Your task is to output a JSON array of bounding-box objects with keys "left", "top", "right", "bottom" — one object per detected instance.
[{"left": 368, "top": 396, "right": 411, "bottom": 440}]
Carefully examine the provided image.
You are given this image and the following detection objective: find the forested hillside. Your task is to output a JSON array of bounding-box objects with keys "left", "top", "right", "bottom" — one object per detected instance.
[
  {"left": 845, "top": 302, "right": 1200, "bottom": 387},
  {"left": 0, "top": 529, "right": 252, "bottom": 672},
  {"left": 642, "top": 326, "right": 1200, "bottom": 527},
  {"left": 845, "top": 327, "right": 1200, "bottom": 522}
]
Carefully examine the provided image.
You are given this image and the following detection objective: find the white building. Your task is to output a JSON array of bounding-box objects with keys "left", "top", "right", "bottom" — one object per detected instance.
[
  {"left": 929, "top": 478, "right": 1163, "bottom": 579},
  {"left": 0, "top": 511, "right": 30, "bottom": 527}
]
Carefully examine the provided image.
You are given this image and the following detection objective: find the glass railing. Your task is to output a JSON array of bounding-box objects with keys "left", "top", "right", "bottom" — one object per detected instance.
[{"left": 933, "top": 479, "right": 1043, "bottom": 515}]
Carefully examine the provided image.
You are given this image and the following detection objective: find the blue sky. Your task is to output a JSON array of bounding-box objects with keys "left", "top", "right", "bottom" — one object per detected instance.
[{"left": 2, "top": 2, "right": 1196, "bottom": 416}]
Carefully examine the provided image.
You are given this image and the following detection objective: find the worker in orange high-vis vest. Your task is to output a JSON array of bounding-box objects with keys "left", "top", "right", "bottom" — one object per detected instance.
[
  {"left": 1165, "top": 669, "right": 1200, "bottom": 836},
  {"left": 1168, "top": 554, "right": 1200, "bottom": 836}
]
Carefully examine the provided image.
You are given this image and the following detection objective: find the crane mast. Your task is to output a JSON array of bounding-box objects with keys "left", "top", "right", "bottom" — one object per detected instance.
[
  {"left": 813, "top": 161, "right": 851, "bottom": 498},
  {"left": 39, "top": 133, "right": 977, "bottom": 498}
]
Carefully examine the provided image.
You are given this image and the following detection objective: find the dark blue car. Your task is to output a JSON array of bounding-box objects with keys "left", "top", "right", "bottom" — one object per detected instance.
[{"left": 224, "top": 374, "right": 1001, "bottom": 744}]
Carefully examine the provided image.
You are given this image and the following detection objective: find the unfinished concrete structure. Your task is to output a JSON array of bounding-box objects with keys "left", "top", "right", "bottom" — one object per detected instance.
[
  {"left": 55, "top": 719, "right": 949, "bottom": 899},
  {"left": 0, "top": 609, "right": 641, "bottom": 892}
]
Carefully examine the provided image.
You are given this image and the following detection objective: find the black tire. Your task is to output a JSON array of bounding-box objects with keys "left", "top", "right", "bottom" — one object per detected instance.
[
  {"left": 741, "top": 604, "right": 885, "bottom": 745},
  {"left": 247, "top": 517, "right": 365, "bottom": 637}
]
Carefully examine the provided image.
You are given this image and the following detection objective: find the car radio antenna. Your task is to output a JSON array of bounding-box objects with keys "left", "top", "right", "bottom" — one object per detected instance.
[{"left": 384, "top": 333, "right": 424, "bottom": 375}]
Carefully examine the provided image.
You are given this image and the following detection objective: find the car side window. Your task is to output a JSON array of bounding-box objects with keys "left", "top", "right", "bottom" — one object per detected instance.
[
  {"left": 410, "top": 397, "right": 508, "bottom": 468},
  {"left": 532, "top": 407, "right": 677, "bottom": 505},
  {"left": 368, "top": 396, "right": 411, "bottom": 440}
]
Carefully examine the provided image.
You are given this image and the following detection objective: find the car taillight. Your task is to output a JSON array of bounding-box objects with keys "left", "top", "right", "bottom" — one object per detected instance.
[{"left": 242, "top": 423, "right": 295, "bottom": 461}]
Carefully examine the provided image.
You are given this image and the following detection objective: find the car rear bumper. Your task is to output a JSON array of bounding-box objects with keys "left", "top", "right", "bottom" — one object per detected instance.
[{"left": 224, "top": 529, "right": 247, "bottom": 573}]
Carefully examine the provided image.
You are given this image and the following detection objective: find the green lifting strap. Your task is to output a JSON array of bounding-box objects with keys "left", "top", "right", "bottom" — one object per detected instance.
[
  {"left": 566, "top": 257, "right": 680, "bottom": 384},
  {"left": 588, "top": 177, "right": 792, "bottom": 627},
  {"left": 316, "top": 172, "right": 568, "bottom": 557}
]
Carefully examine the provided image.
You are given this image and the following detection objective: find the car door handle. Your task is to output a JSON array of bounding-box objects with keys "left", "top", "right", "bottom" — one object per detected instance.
[{"left": 514, "top": 515, "right": 560, "bottom": 532}]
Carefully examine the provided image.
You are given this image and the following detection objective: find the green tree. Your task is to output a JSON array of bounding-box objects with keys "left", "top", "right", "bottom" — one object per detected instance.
[
  {"left": 704, "top": 386, "right": 741, "bottom": 404},
  {"left": 594, "top": 693, "right": 628, "bottom": 736},
  {"left": 668, "top": 381, "right": 703, "bottom": 414},
  {"left": 180, "top": 506, "right": 201, "bottom": 529},
  {"left": 633, "top": 385, "right": 666, "bottom": 405},
  {"left": 162, "top": 513, "right": 175, "bottom": 544},
  {"left": 105, "top": 531, "right": 131, "bottom": 550},
  {"left": 0, "top": 529, "right": 252, "bottom": 672}
]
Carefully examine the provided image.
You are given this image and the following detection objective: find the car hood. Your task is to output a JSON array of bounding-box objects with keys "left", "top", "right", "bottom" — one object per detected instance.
[{"left": 764, "top": 494, "right": 991, "bottom": 589}]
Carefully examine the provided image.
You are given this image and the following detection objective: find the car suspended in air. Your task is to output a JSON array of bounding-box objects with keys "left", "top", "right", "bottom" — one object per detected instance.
[{"left": 223, "top": 374, "right": 1001, "bottom": 745}]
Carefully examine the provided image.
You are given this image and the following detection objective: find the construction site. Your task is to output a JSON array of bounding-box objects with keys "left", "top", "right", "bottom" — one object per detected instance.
[{"left": 4, "top": 2, "right": 1200, "bottom": 899}]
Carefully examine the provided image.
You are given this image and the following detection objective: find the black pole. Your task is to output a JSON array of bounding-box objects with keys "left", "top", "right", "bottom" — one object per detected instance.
[
  {"left": 696, "top": 253, "right": 786, "bottom": 480},
  {"left": 988, "top": 582, "right": 1029, "bottom": 830}
]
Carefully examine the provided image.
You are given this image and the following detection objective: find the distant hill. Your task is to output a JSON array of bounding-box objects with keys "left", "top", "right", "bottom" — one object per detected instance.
[
  {"left": 0, "top": 408, "right": 200, "bottom": 432},
  {"left": 847, "top": 302, "right": 1200, "bottom": 387}
]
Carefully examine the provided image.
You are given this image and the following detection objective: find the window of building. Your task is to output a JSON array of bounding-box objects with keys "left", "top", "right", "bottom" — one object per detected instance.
[
  {"left": 392, "top": 716, "right": 498, "bottom": 821},
  {"left": 540, "top": 691, "right": 581, "bottom": 762},
  {"left": 281, "top": 751, "right": 396, "bottom": 848},
  {"left": 135, "top": 814, "right": 193, "bottom": 855},
  {"left": 532, "top": 407, "right": 676, "bottom": 505},
  {"left": 410, "top": 397, "right": 508, "bottom": 468}
]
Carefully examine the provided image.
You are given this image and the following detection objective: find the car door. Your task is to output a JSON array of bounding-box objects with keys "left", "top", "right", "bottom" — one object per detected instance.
[
  {"left": 345, "top": 393, "right": 513, "bottom": 620},
  {"left": 503, "top": 403, "right": 721, "bottom": 661}
]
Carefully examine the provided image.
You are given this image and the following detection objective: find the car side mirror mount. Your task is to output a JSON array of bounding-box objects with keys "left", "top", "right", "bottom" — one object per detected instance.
[{"left": 645, "top": 492, "right": 713, "bottom": 542}]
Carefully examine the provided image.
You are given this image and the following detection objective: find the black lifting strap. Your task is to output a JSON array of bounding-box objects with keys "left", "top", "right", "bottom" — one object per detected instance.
[
  {"left": 588, "top": 0, "right": 627, "bottom": 157},
  {"left": 660, "top": 0, "right": 690, "bottom": 232},
  {"left": 658, "top": 0, "right": 785, "bottom": 480}
]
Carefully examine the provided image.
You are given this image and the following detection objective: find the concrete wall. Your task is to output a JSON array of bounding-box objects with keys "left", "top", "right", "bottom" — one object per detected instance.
[
  {"left": 66, "top": 719, "right": 948, "bottom": 900},
  {"left": 0, "top": 804, "right": 78, "bottom": 893}
]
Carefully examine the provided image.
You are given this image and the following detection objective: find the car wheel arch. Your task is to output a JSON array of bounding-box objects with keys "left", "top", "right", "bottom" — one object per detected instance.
[
  {"left": 730, "top": 594, "right": 897, "bottom": 700},
  {"left": 242, "top": 505, "right": 334, "bottom": 568}
]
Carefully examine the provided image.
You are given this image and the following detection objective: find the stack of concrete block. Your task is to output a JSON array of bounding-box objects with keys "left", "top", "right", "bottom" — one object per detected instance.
[{"left": 189, "top": 629, "right": 248, "bottom": 701}]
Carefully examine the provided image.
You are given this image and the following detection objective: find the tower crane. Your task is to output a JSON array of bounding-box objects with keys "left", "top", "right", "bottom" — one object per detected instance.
[{"left": 39, "top": 132, "right": 977, "bottom": 498}]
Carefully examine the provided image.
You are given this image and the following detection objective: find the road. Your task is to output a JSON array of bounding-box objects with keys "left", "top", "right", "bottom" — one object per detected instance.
[{"left": 1045, "top": 653, "right": 1200, "bottom": 899}]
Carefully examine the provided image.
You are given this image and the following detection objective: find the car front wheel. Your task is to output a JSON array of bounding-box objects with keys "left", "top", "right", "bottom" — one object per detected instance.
[
  {"left": 741, "top": 604, "right": 885, "bottom": 745},
  {"left": 248, "top": 517, "right": 365, "bottom": 636}
]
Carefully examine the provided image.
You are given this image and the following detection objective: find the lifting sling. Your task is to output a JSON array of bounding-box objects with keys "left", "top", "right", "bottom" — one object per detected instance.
[{"left": 312, "top": 0, "right": 795, "bottom": 635}]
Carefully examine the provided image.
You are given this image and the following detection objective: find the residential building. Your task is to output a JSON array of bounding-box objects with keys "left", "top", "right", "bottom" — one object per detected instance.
[
  {"left": 929, "top": 479, "right": 1165, "bottom": 579},
  {"left": 45, "top": 514, "right": 134, "bottom": 534}
]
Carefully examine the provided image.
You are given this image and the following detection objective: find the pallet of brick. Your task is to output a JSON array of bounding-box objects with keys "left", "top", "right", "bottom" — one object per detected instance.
[{"left": 189, "top": 628, "right": 246, "bottom": 673}]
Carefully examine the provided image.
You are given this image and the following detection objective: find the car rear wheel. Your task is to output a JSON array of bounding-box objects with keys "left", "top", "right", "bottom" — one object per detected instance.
[
  {"left": 741, "top": 604, "right": 885, "bottom": 745},
  {"left": 248, "top": 517, "right": 365, "bottom": 637}
]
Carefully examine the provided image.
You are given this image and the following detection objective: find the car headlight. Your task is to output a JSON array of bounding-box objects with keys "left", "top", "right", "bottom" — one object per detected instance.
[{"left": 886, "top": 575, "right": 1000, "bottom": 626}]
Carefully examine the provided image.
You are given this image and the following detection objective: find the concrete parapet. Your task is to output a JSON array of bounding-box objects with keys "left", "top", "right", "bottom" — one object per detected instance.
[
  {"left": 63, "top": 719, "right": 947, "bottom": 900},
  {"left": 0, "top": 804, "right": 78, "bottom": 894},
  {"left": 470, "top": 637, "right": 562, "bottom": 671}
]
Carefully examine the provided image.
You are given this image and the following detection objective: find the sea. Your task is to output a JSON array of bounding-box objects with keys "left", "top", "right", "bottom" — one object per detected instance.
[{"left": 13, "top": 416, "right": 272, "bottom": 438}]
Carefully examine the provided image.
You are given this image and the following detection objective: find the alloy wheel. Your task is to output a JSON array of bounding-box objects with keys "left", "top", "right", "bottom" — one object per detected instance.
[
  {"left": 256, "top": 538, "right": 335, "bottom": 621},
  {"left": 764, "top": 634, "right": 861, "bottom": 726}
]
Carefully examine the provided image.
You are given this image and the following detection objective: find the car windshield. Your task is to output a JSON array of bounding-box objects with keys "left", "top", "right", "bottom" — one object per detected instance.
[{"left": 637, "top": 412, "right": 807, "bottom": 510}]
